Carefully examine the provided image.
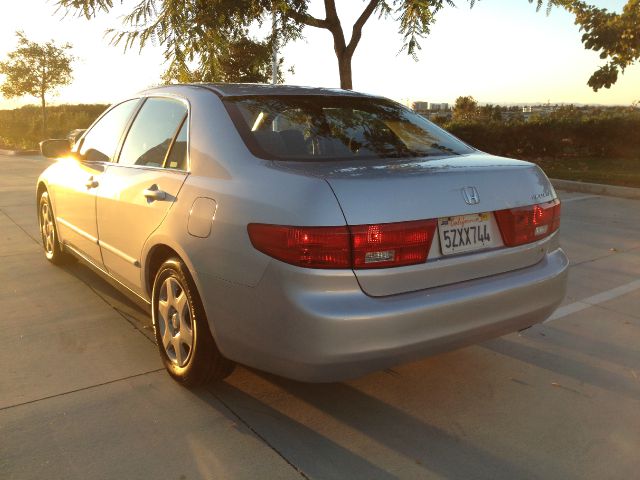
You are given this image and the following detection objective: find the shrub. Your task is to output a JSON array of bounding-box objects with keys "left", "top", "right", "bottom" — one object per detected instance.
[
  {"left": 0, "top": 104, "right": 108, "bottom": 150},
  {"left": 444, "top": 108, "right": 640, "bottom": 160}
]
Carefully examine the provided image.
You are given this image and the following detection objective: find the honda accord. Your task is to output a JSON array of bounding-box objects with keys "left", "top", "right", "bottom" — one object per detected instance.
[{"left": 37, "top": 83, "right": 568, "bottom": 386}]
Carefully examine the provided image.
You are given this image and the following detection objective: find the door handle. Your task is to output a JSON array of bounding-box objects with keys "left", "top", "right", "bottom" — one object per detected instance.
[
  {"left": 85, "top": 177, "right": 99, "bottom": 189},
  {"left": 143, "top": 185, "right": 166, "bottom": 202}
]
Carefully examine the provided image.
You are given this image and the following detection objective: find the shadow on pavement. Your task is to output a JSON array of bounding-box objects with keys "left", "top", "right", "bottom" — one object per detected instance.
[
  {"left": 484, "top": 337, "right": 640, "bottom": 401},
  {"left": 207, "top": 371, "right": 533, "bottom": 480},
  {"left": 62, "top": 260, "right": 154, "bottom": 336},
  {"left": 199, "top": 381, "right": 396, "bottom": 480},
  {"left": 523, "top": 323, "right": 640, "bottom": 371}
]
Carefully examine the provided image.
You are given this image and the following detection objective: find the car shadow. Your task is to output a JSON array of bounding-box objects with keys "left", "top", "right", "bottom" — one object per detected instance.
[
  {"left": 63, "top": 260, "right": 154, "bottom": 337},
  {"left": 523, "top": 323, "right": 640, "bottom": 371},
  {"left": 199, "top": 368, "right": 534, "bottom": 480},
  {"left": 483, "top": 337, "right": 640, "bottom": 401},
  {"left": 197, "top": 381, "right": 397, "bottom": 480}
]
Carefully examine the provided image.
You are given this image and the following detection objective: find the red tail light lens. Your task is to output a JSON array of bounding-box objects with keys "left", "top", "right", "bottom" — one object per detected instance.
[
  {"left": 248, "top": 220, "right": 437, "bottom": 269},
  {"left": 494, "top": 199, "right": 561, "bottom": 247},
  {"left": 351, "top": 220, "right": 437, "bottom": 269},
  {"left": 247, "top": 224, "right": 351, "bottom": 269}
]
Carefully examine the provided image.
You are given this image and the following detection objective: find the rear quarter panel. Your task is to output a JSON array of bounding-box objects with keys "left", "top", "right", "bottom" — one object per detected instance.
[{"left": 140, "top": 86, "right": 347, "bottom": 293}]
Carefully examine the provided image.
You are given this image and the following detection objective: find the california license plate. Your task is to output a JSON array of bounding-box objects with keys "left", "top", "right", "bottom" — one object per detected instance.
[{"left": 438, "top": 212, "right": 498, "bottom": 255}]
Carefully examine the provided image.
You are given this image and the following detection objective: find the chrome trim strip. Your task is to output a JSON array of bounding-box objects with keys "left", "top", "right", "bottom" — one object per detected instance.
[
  {"left": 56, "top": 217, "right": 98, "bottom": 244},
  {"left": 98, "top": 240, "right": 141, "bottom": 267},
  {"left": 104, "top": 163, "right": 189, "bottom": 175},
  {"left": 63, "top": 242, "right": 151, "bottom": 305}
]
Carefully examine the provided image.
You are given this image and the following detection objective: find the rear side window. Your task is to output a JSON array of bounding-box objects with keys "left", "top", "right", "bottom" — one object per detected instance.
[
  {"left": 118, "top": 97, "right": 188, "bottom": 168},
  {"left": 78, "top": 100, "right": 139, "bottom": 162},
  {"left": 224, "top": 95, "right": 474, "bottom": 161}
]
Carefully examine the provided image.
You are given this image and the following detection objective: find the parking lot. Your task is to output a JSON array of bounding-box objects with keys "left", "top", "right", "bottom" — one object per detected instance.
[{"left": 1, "top": 152, "right": 639, "bottom": 479}]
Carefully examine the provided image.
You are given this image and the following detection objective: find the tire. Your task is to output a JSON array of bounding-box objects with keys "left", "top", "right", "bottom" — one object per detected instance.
[
  {"left": 39, "top": 190, "right": 70, "bottom": 264},
  {"left": 151, "top": 258, "right": 235, "bottom": 387}
]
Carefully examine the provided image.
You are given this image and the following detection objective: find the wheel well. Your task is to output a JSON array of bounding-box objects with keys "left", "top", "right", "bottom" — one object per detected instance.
[
  {"left": 36, "top": 182, "right": 47, "bottom": 205},
  {"left": 145, "top": 244, "right": 181, "bottom": 297}
]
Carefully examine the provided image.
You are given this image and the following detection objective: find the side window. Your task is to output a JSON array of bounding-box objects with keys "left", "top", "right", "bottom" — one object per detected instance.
[
  {"left": 164, "top": 119, "right": 188, "bottom": 170},
  {"left": 118, "top": 97, "right": 187, "bottom": 168},
  {"left": 79, "top": 100, "right": 139, "bottom": 162}
]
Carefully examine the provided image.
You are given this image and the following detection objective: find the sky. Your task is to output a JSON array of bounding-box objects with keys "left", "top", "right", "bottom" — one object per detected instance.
[{"left": 0, "top": 0, "right": 638, "bottom": 109}]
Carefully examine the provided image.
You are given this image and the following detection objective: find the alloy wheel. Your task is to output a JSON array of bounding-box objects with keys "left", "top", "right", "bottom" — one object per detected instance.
[
  {"left": 157, "top": 276, "right": 194, "bottom": 367},
  {"left": 40, "top": 199, "right": 55, "bottom": 257}
]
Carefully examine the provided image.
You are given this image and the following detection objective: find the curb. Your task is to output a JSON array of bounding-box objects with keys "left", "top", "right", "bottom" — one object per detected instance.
[
  {"left": 0, "top": 148, "right": 40, "bottom": 156},
  {"left": 551, "top": 178, "right": 640, "bottom": 200}
]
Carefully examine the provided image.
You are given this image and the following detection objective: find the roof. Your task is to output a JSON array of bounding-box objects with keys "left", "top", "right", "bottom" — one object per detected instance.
[{"left": 178, "top": 82, "right": 380, "bottom": 98}]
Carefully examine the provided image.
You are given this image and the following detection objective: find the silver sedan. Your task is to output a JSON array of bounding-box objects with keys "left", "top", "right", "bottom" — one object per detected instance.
[{"left": 37, "top": 83, "right": 568, "bottom": 386}]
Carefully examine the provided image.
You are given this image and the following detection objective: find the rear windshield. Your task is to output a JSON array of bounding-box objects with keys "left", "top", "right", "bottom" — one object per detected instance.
[{"left": 223, "top": 95, "right": 475, "bottom": 161}]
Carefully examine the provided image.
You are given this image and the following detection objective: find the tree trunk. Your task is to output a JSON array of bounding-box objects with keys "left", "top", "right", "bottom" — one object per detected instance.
[
  {"left": 293, "top": 0, "right": 376, "bottom": 90},
  {"left": 337, "top": 52, "right": 353, "bottom": 90},
  {"left": 40, "top": 94, "right": 46, "bottom": 139}
]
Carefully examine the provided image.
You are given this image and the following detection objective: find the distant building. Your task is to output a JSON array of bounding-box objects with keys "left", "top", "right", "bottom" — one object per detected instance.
[
  {"left": 412, "top": 101, "right": 429, "bottom": 114},
  {"left": 410, "top": 101, "right": 451, "bottom": 121},
  {"left": 428, "top": 103, "right": 449, "bottom": 111},
  {"left": 411, "top": 101, "right": 449, "bottom": 114}
]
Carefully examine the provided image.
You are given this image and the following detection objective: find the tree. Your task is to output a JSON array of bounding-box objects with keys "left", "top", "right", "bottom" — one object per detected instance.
[
  {"left": 0, "top": 32, "right": 74, "bottom": 137},
  {"left": 57, "top": 0, "right": 566, "bottom": 90},
  {"left": 277, "top": 0, "right": 461, "bottom": 89},
  {"left": 452, "top": 95, "right": 479, "bottom": 122},
  {"left": 479, "top": 104, "right": 503, "bottom": 121},
  {"left": 57, "top": 0, "right": 478, "bottom": 90},
  {"left": 162, "top": 35, "right": 285, "bottom": 84},
  {"left": 553, "top": 0, "right": 640, "bottom": 91}
]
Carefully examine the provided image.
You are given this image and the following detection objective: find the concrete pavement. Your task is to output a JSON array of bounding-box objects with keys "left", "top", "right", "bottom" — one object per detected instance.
[{"left": 1, "top": 154, "right": 639, "bottom": 479}]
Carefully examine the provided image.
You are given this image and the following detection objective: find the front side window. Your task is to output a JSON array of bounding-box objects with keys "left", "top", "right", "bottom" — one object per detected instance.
[
  {"left": 118, "top": 97, "right": 188, "bottom": 168},
  {"left": 224, "top": 95, "right": 475, "bottom": 161},
  {"left": 78, "top": 99, "right": 139, "bottom": 162}
]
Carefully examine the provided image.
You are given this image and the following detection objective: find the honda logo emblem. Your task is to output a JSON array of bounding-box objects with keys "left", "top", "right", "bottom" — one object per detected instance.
[{"left": 461, "top": 186, "right": 480, "bottom": 205}]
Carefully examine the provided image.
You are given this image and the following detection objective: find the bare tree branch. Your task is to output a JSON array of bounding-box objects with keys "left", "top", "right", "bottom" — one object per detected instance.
[
  {"left": 285, "top": 8, "right": 329, "bottom": 29},
  {"left": 346, "top": 0, "right": 379, "bottom": 57}
]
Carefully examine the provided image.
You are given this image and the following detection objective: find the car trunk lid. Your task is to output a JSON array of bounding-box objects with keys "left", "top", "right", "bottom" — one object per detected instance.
[{"left": 274, "top": 153, "right": 558, "bottom": 296}]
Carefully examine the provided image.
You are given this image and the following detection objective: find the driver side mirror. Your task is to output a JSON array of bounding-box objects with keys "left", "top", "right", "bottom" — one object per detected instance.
[{"left": 40, "top": 139, "right": 72, "bottom": 159}]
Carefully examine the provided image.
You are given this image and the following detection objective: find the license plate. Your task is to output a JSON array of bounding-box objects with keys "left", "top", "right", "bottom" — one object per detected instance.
[{"left": 438, "top": 212, "right": 497, "bottom": 255}]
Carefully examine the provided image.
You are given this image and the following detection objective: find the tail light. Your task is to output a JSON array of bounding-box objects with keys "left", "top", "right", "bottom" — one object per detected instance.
[
  {"left": 247, "top": 224, "right": 351, "bottom": 269},
  {"left": 494, "top": 199, "right": 561, "bottom": 247},
  {"left": 351, "top": 220, "right": 437, "bottom": 269},
  {"left": 249, "top": 199, "right": 560, "bottom": 269},
  {"left": 248, "top": 220, "right": 437, "bottom": 269}
]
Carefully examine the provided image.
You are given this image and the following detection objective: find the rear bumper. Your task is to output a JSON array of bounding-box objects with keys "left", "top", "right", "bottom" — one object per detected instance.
[{"left": 200, "top": 248, "right": 569, "bottom": 382}]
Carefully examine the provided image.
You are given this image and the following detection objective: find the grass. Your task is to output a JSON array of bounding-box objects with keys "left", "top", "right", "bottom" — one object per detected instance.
[{"left": 534, "top": 157, "right": 640, "bottom": 189}]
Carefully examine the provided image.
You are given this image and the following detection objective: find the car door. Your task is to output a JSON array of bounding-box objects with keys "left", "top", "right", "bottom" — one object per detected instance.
[
  {"left": 53, "top": 99, "right": 140, "bottom": 264},
  {"left": 96, "top": 96, "right": 189, "bottom": 294}
]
